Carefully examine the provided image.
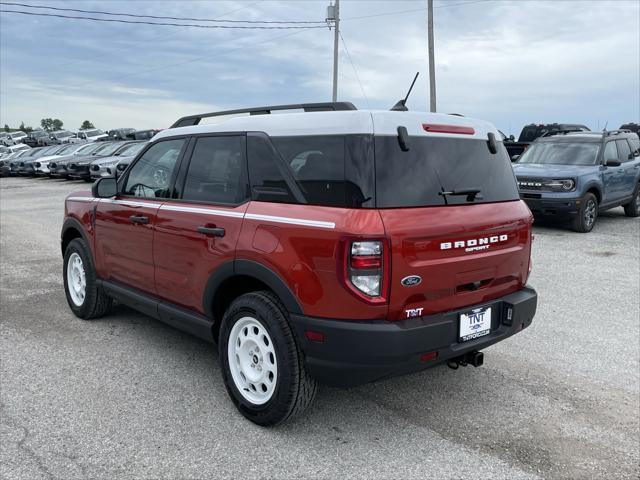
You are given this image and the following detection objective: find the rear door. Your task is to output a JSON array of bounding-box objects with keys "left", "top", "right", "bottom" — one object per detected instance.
[
  {"left": 94, "top": 138, "right": 187, "bottom": 295},
  {"left": 616, "top": 139, "right": 638, "bottom": 198},
  {"left": 153, "top": 134, "right": 249, "bottom": 313},
  {"left": 373, "top": 129, "right": 532, "bottom": 321},
  {"left": 601, "top": 141, "right": 623, "bottom": 203}
]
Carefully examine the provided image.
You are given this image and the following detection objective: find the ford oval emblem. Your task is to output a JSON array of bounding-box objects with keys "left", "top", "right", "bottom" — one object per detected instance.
[{"left": 401, "top": 275, "right": 422, "bottom": 287}]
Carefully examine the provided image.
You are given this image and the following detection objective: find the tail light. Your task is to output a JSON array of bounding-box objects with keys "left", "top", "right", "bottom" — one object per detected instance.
[{"left": 341, "top": 239, "right": 390, "bottom": 304}]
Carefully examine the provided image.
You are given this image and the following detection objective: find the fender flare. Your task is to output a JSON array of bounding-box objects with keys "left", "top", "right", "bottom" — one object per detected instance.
[
  {"left": 61, "top": 217, "right": 92, "bottom": 258},
  {"left": 202, "top": 259, "right": 303, "bottom": 318},
  {"left": 582, "top": 182, "right": 602, "bottom": 203}
]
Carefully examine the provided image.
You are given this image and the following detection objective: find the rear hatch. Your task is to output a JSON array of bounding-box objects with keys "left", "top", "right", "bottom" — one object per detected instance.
[{"left": 373, "top": 128, "right": 532, "bottom": 320}]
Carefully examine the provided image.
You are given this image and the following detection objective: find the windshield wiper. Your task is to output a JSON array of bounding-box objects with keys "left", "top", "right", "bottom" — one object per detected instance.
[{"left": 439, "top": 188, "right": 483, "bottom": 202}]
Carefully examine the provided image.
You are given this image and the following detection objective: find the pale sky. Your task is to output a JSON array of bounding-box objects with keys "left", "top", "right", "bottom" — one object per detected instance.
[{"left": 1, "top": 0, "right": 638, "bottom": 136}]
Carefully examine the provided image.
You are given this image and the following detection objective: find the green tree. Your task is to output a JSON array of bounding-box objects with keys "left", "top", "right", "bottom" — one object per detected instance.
[
  {"left": 40, "top": 118, "right": 54, "bottom": 132},
  {"left": 19, "top": 122, "right": 33, "bottom": 134},
  {"left": 52, "top": 119, "right": 64, "bottom": 131},
  {"left": 80, "top": 120, "right": 94, "bottom": 130},
  {"left": 3, "top": 124, "right": 9, "bottom": 132}
]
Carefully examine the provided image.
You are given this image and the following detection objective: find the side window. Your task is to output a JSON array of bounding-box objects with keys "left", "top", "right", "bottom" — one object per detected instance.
[
  {"left": 247, "top": 135, "right": 297, "bottom": 204},
  {"left": 629, "top": 138, "right": 640, "bottom": 155},
  {"left": 272, "top": 136, "right": 347, "bottom": 207},
  {"left": 603, "top": 141, "right": 618, "bottom": 162},
  {"left": 616, "top": 139, "right": 632, "bottom": 162},
  {"left": 124, "top": 139, "right": 185, "bottom": 198},
  {"left": 182, "top": 136, "right": 247, "bottom": 204}
]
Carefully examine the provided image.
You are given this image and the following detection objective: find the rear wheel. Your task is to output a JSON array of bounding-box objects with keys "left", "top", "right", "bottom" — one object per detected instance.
[
  {"left": 572, "top": 192, "right": 598, "bottom": 233},
  {"left": 63, "top": 238, "right": 112, "bottom": 319},
  {"left": 623, "top": 184, "right": 640, "bottom": 217},
  {"left": 219, "top": 291, "right": 317, "bottom": 426}
]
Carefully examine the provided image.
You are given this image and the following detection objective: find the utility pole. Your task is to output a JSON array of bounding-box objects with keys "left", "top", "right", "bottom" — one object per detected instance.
[
  {"left": 329, "top": 0, "right": 340, "bottom": 102},
  {"left": 427, "top": 0, "right": 437, "bottom": 112}
]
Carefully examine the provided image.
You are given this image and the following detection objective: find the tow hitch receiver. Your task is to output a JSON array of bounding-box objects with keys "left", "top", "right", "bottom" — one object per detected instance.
[{"left": 447, "top": 351, "right": 484, "bottom": 370}]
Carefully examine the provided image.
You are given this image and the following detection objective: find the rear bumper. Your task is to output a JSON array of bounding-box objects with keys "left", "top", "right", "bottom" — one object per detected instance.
[
  {"left": 290, "top": 286, "right": 537, "bottom": 386},
  {"left": 520, "top": 194, "right": 580, "bottom": 217}
]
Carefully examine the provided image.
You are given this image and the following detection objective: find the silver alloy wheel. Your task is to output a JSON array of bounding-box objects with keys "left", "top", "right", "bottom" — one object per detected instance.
[
  {"left": 227, "top": 316, "right": 277, "bottom": 405},
  {"left": 67, "top": 252, "right": 86, "bottom": 306},
  {"left": 584, "top": 198, "right": 596, "bottom": 228}
]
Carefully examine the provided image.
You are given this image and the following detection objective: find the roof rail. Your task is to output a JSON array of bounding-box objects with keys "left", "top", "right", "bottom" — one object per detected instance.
[{"left": 170, "top": 102, "right": 358, "bottom": 129}]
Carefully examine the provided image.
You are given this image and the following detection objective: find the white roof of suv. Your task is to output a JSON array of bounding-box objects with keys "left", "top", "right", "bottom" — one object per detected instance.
[{"left": 152, "top": 109, "right": 499, "bottom": 142}]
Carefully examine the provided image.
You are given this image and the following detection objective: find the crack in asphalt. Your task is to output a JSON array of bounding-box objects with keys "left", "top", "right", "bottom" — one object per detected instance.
[{"left": 1, "top": 402, "right": 55, "bottom": 479}]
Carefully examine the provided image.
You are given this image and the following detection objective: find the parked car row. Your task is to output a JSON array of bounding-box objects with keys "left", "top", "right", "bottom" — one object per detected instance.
[
  {"left": 0, "top": 140, "right": 147, "bottom": 180},
  {"left": 1, "top": 127, "right": 163, "bottom": 148}
]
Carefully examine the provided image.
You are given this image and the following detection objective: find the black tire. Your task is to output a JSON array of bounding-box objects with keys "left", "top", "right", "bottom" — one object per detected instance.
[
  {"left": 572, "top": 192, "right": 598, "bottom": 233},
  {"left": 623, "top": 183, "right": 640, "bottom": 217},
  {"left": 219, "top": 291, "right": 318, "bottom": 426},
  {"left": 63, "top": 238, "right": 112, "bottom": 319}
]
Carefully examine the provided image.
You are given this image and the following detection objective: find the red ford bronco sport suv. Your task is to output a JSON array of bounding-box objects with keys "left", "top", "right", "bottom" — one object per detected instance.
[{"left": 61, "top": 102, "right": 537, "bottom": 426}]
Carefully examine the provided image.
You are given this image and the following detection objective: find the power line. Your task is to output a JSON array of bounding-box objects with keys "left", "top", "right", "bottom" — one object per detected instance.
[
  {"left": 0, "top": 1, "right": 328, "bottom": 24},
  {"left": 341, "top": 0, "right": 491, "bottom": 22},
  {"left": 43, "top": 1, "right": 263, "bottom": 71},
  {"left": 339, "top": 32, "right": 370, "bottom": 109},
  {"left": 0, "top": 10, "right": 331, "bottom": 29}
]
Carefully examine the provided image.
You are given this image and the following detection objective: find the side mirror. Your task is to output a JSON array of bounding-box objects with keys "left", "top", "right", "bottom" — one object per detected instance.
[
  {"left": 509, "top": 135, "right": 515, "bottom": 142},
  {"left": 605, "top": 159, "right": 621, "bottom": 167},
  {"left": 92, "top": 177, "right": 117, "bottom": 198},
  {"left": 511, "top": 154, "right": 520, "bottom": 162}
]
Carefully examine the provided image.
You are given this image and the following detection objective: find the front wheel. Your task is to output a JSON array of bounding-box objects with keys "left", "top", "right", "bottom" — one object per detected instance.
[
  {"left": 63, "top": 238, "right": 112, "bottom": 319},
  {"left": 623, "top": 184, "right": 640, "bottom": 217},
  {"left": 572, "top": 192, "right": 598, "bottom": 233},
  {"left": 219, "top": 291, "right": 317, "bottom": 426}
]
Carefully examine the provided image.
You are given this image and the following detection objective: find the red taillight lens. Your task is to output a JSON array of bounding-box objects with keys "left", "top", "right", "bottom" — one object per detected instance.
[
  {"left": 422, "top": 123, "right": 475, "bottom": 135},
  {"left": 341, "top": 239, "right": 390, "bottom": 304},
  {"left": 350, "top": 255, "right": 382, "bottom": 270}
]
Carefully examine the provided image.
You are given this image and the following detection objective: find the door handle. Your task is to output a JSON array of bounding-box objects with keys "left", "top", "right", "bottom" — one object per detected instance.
[
  {"left": 129, "top": 215, "right": 149, "bottom": 224},
  {"left": 197, "top": 226, "right": 225, "bottom": 237}
]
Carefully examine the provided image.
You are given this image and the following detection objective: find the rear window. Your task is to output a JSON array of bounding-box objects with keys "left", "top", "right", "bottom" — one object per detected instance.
[{"left": 375, "top": 136, "right": 519, "bottom": 208}]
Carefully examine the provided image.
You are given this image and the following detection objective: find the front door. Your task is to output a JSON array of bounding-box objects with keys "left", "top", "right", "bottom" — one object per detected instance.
[
  {"left": 94, "top": 138, "right": 187, "bottom": 295},
  {"left": 153, "top": 134, "right": 249, "bottom": 313}
]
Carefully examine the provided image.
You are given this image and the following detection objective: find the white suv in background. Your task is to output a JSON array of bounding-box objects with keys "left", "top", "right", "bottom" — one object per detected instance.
[
  {"left": 3, "top": 131, "right": 28, "bottom": 146},
  {"left": 69, "top": 129, "right": 108, "bottom": 143}
]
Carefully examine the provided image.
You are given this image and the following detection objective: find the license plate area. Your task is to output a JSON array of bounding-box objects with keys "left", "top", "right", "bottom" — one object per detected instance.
[{"left": 459, "top": 306, "right": 492, "bottom": 342}]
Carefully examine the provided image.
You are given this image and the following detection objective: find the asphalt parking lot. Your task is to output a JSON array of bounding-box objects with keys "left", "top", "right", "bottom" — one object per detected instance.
[{"left": 1, "top": 177, "right": 638, "bottom": 480}]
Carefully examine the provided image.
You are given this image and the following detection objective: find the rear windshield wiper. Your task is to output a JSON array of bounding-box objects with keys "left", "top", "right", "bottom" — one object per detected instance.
[{"left": 438, "top": 188, "right": 483, "bottom": 202}]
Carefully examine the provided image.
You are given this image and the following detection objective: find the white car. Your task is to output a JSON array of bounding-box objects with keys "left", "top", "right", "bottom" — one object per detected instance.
[
  {"left": 68, "top": 129, "right": 108, "bottom": 144},
  {"left": 3, "top": 131, "right": 28, "bottom": 146}
]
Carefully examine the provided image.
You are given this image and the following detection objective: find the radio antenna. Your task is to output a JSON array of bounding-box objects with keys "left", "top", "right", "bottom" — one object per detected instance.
[{"left": 391, "top": 72, "right": 420, "bottom": 111}]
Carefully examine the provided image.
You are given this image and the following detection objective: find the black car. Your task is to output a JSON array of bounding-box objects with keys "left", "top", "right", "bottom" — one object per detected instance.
[
  {"left": 66, "top": 141, "right": 129, "bottom": 180},
  {"left": 126, "top": 129, "right": 161, "bottom": 140},
  {"left": 504, "top": 123, "right": 591, "bottom": 160},
  {"left": 102, "top": 128, "right": 136, "bottom": 141},
  {"left": 620, "top": 123, "right": 640, "bottom": 135},
  {"left": 23, "top": 130, "right": 49, "bottom": 147}
]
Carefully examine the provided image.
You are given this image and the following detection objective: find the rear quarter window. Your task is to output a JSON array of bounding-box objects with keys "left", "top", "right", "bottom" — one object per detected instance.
[{"left": 247, "top": 134, "right": 374, "bottom": 208}]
